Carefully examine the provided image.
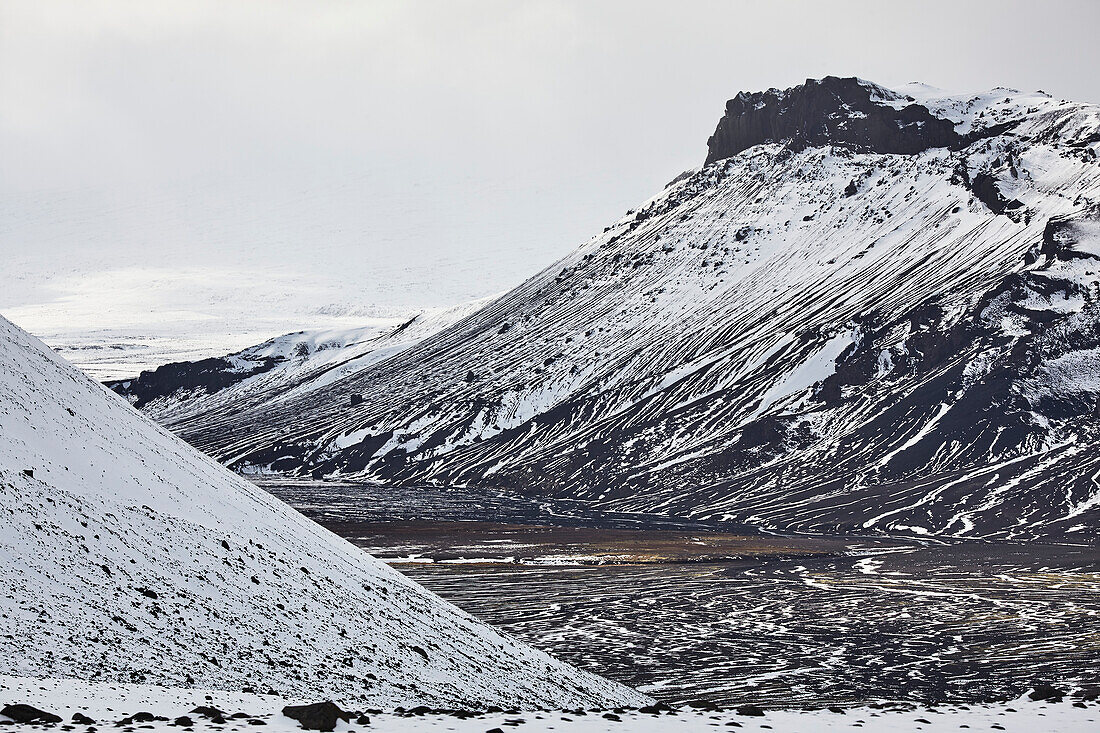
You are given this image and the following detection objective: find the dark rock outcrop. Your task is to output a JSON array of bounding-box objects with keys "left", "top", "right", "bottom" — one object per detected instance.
[
  {"left": 705, "top": 76, "right": 960, "bottom": 164},
  {"left": 107, "top": 356, "right": 279, "bottom": 409},
  {"left": 970, "top": 172, "right": 1024, "bottom": 215},
  {"left": 1028, "top": 682, "right": 1066, "bottom": 701}
]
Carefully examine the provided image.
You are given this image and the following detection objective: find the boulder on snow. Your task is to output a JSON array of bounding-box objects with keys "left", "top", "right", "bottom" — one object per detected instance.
[
  {"left": 281, "top": 702, "right": 348, "bottom": 732},
  {"left": 1029, "top": 682, "right": 1066, "bottom": 701},
  {"left": 1, "top": 704, "right": 63, "bottom": 724},
  {"left": 1073, "top": 684, "right": 1100, "bottom": 701}
]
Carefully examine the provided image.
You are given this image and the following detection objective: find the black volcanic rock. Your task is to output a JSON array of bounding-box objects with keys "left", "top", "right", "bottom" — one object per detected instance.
[
  {"left": 281, "top": 702, "right": 348, "bottom": 732},
  {"left": 705, "top": 76, "right": 960, "bottom": 164},
  {"left": 970, "top": 172, "right": 1024, "bottom": 215},
  {"left": 1028, "top": 682, "right": 1066, "bottom": 701},
  {"left": 108, "top": 356, "right": 279, "bottom": 409},
  {"left": 2, "top": 704, "right": 63, "bottom": 724}
]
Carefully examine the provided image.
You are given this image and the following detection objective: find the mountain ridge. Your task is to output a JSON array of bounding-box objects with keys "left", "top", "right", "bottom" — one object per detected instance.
[{"left": 113, "top": 78, "right": 1100, "bottom": 542}]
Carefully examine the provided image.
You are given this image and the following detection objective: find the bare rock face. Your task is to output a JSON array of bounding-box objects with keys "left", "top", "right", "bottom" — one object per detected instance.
[{"left": 705, "top": 76, "right": 960, "bottom": 164}]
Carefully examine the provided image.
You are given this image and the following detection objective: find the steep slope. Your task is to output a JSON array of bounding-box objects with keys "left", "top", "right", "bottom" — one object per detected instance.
[
  {"left": 158, "top": 78, "right": 1100, "bottom": 541},
  {"left": 0, "top": 315, "right": 647, "bottom": 709}
]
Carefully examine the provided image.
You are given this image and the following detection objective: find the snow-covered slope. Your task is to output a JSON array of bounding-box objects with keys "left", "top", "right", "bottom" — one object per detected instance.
[
  {"left": 107, "top": 298, "right": 492, "bottom": 428},
  {"left": 145, "top": 77, "right": 1100, "bottom": 541},
  {"left": 0, "top": 315, "right": 647, "bottom": 709}
]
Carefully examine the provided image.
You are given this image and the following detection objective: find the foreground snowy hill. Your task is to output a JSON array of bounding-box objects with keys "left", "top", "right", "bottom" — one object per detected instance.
[
  {"left": 0, "top": 315, "right": 646, "bottom": 709},
  {"left": 133, "top": 77, "right": 1100, "bottom": 541}
]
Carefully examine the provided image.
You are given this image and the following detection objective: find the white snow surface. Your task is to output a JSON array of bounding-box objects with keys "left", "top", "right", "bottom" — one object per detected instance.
[
  {"left": 1, "top": 675, "right": 1096, "bottom": 732},
  {"left": 0, "top": 315, "right": 647, "bottom": 709}
]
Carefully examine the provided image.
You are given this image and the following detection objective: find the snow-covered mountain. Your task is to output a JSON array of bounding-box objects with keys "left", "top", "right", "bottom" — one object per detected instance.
[
  {"left": 127, "top": 77, "right": 1100, "bottom": 541},
  {"left": 0, "top": 315, "right": 647, "bottom": 709}
]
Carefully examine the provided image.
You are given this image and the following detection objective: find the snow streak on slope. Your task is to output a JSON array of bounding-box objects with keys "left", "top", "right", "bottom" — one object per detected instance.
[
  {"left": 148, "top": 78, "right": 1100, "bottom": 541},
  {"left": 0, "top": 315, "right": 647, "bottom": 709}
]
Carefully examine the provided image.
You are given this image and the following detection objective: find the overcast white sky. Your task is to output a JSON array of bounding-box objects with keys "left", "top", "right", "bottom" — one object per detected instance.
[{"left": 3, "top": 0, "right": 1100, "bottom": 358}]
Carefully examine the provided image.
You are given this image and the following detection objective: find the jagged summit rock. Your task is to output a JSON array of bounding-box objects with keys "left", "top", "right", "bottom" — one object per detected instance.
[{"left": 705, "top": 76, "right": 961, "bottom": 164}]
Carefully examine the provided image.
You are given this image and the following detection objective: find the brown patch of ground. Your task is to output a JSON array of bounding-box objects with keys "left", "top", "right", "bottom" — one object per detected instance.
[{"left": 320, "top": 520, "right": 857, "bottom": 565}]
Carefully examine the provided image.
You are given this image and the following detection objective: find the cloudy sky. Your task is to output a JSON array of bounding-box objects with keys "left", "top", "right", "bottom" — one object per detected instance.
[{"left": 3, "top": 0, "right": 1100, "bottom": 364}]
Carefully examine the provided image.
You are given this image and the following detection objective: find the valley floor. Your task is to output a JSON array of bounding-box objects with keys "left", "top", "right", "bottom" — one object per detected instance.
[
  {"left": 1, "top": 674, "right": 1097, "bottom": 733},
  {"left": 259, "top": 480, "right": 1100, "bottom": 708}
]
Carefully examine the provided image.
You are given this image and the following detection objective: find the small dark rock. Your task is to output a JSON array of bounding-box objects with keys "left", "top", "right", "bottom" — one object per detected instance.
[
  {"left": 72, "top": 715, "right": 95, "bottom": 726},
  {"left": 171, "top": 718, "right": 192, "bottom": 728},
  {"left": 736, "top": 705, "right": 765, "bottom": 717},
  {"left": 354, "top": 716, "right": 370, "bottom": 726},
  {"left": 410, "top": 646, "right": 429, "bottom": 661},
  {"left": 189, "top": 708, "right": 225, "bottom": 719}
]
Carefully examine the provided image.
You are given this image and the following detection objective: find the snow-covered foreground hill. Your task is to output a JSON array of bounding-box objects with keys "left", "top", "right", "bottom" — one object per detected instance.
[
  {"left": 1, "top": 674, "right": 1096, "bottom": 733},
  {"left": 130, "top": 77, "right": 1100, "bottom": 543},
  {"left": 0, "top": 315, "right": 647, "bottom": 709}
]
